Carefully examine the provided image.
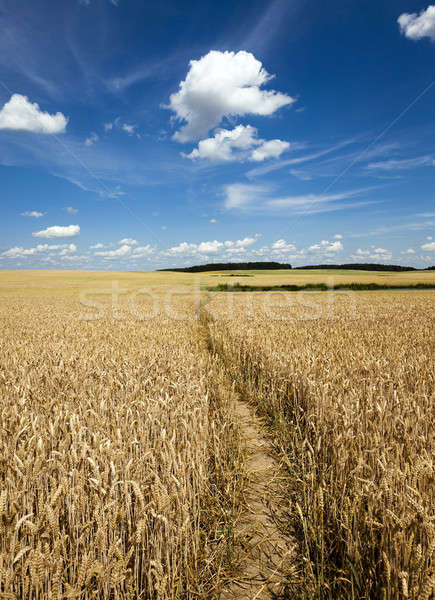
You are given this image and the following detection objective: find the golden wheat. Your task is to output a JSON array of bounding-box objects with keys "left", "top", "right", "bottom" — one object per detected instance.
[
  {"left": 0, "top": 295, "right": 241, "bottom": 599},
  {"left": 1, "top": 274, "right": 434, "bottom": 600},
  {"left": 205, "top": 290, "right": 435, "bottom": 599}
]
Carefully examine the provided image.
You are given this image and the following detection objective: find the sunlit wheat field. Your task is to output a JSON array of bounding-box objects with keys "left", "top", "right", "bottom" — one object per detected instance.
[{"left": 0, "top": 270, "right": 433, "bottom": 599}]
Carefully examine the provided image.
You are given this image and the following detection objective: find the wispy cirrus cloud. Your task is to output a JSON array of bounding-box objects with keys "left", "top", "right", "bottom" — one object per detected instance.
[
  {"left": 85, "top": 132, "right": 99, "bottom": 147},
  {"left": 367, "top": 155, "right": 435, "bottom": 171},
  {"left": 223, "top": 183, "right": 379, "bottom": 215},
  {"left": 347, "top": 219, "right": 434, "bottom": 238},
  {"left": 20, "top": 210, "right": 45, "bottom": 218},
  {"left": 237, "top": 0, "right": 298, "bottom": 54},
  {"left": 245, "top": 138, "right": 357, "bottom": 178},
  {"left": 223, "top": 183, "right": 270, "bottom": 210}
]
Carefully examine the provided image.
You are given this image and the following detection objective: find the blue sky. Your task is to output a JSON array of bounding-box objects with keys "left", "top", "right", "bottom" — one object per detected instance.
[{"left": 0, "top": 0, "right": 434, "bottom": 269}]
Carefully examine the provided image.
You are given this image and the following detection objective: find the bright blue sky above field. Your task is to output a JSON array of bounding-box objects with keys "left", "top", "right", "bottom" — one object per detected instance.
[{"left": 0, "top": 0, "right": 434, "bottom": 269}]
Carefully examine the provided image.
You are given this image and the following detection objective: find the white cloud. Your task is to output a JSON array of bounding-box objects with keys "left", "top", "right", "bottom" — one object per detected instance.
[
  {"left": 85, "top": 132, "right": 99, "bottom": 146},
  {"left": 32, "top": 225, "right": 80, "bottom": 238},
  {"left": 168, "top": 50, "right": 294, "bottom": 142},
  {"left": 0, "top": 94, "right": 67, "bottom": 134},
  {"left": 59, "top": 244, "right": 77, "bottom": 255},
  {"left": 161, "top": 225, "right": 167, "bottom": 230},
  {"left": 95, "top": 244, "right": 131, "bottom": 258},
  {"left": 197, "top": 240, "right": 224, "bottom": 253},
  {"left": 250, "top": 139, "right": 290, "bottom": 162},
  {"left": 65, "top": 206, "right": 78, "bottom": 215},
  {"left": 427, "top": 236, "right": 433, "bottom": 240},
  {"left": 20, "top": 211, "right": 44, "bottom": 218},
  {"left": 90, "top": 243, "right": 104, "bottom": 249},
  {"left": 184, "top": 124, "right": 289, "bottom": 163},
  {"left": 2, "top": 243, "right": 76, "bottom": 258},
  {"left": 271, "top": 239, "right": 296, "bottom": 252},
  {"left": 353, "top": 247, "right": 392, "bottom": 261},
  {"left": 421, "top": 241, "right": 435, "bottom": 251},
  {"left": 60, "top": 243, "right": 77, "bottom": 253},
  {"left": 119, "top": 238, "right": 138, "bottom": 245},
  {"left": 185, "top": 125, "right": 258, "bottom": 162},
  {"left": 402, "top": 248, "right": 416, "bottom": 254},
  {"left": 60, "top": 254, "right": 89, "bottom": 262},
  {"left": 224, "top": 183, "right": 269, "bottom": 209},
  {"left": 122, "top": 124, "right": 135, "bottom": 135},
  {"left": 333, "top": 234, "right": 343, "bottom": 239},
  {"left": 254, "top": 239, "right": 344, "bottom": 262},
  {"left": 370, "top": 251, "right": 392, "bottom": 261},
  {"left": 225, "top": 247, "right": 248, "bottom": 255},
  {"left": 308, "top": 240, "right": 343, "bottom": 253},
  {"left": 166, "top": 236, "right": 260, "bottom": 257},
  {"left": 132, "top": 245, "right": 154, "bottom": 257},
  {"left": 209, "top": 218, "right": 217, "bottom": 223},
  {"left": 166, "top": 242, "right": 197, "bottom": 256},
  {"left": 398, "top": 6, "right": 435, "bottom": 41},
  {"left": 2, "top": 247, "right": 36, "bottom": 258},
  {"left": 226, "top": 235, "right": 260, "bottom": 248},
  {"left": 104, "top": 119, "right": 135, "bottom": 136}
]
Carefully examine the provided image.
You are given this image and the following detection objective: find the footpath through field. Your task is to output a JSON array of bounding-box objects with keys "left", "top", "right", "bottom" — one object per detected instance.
[
  {"left": 220, "top": 395, "right": 296, "bottom": 599},
  {"left": 200, "top": 307, "right": 297, "bottom": 598}
]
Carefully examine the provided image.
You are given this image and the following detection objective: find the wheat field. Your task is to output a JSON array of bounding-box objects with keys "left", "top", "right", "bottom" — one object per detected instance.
[
  {"left": 205, "top": 290, "right": 435, "bottom": 599},
  {"left": 0, "top": 293, "right": 243, "bottom": 599},
  {"left": 0, "top": 271, "right": 434, "bottom": 599}
]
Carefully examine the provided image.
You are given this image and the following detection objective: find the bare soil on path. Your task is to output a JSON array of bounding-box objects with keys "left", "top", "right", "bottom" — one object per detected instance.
[{"left": 220, "top": 398, "right": 296, "bottom": 600}]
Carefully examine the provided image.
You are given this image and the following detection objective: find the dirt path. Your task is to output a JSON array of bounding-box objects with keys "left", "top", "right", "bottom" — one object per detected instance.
[{"left": 220, "top": 398, "right": 295, "bottom": 600}]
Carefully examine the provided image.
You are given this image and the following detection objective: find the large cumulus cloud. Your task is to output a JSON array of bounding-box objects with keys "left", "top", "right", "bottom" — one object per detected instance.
[{"left": 168, "top": 50, "right": 294, "bottom": 142}]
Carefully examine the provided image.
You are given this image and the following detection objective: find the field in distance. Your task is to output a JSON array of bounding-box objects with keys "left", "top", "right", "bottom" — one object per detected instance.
[{"left": 0, "top": 267, "right": 435, "bottom": 297}]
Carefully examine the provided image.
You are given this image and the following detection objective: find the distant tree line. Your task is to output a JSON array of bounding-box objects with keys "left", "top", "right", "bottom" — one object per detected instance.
[
  {"left": 159, "top": 262, "right": 433, "bottom": 273},
  {"left": 294, "top": 263, "right": 417, "bottom": 272},
  {"left": 159, "top": 261, "right": 292, "bottom": 272}
]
